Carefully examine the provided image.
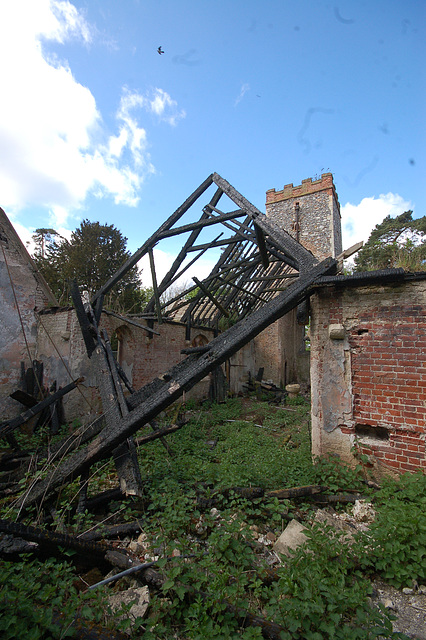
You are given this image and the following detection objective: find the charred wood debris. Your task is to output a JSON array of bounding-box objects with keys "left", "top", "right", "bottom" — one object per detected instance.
[{"left": 0, "top": 173, "right": 371, "bottom": 637}]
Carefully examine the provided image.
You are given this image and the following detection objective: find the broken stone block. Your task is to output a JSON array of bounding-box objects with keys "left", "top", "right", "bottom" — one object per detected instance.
[
  {"left": 273, "top": 519, "right": 308, "bottom": 556},
  {"left": 285, "top": 383, "right": 300, "bottom": 398},
  {"left": 328, "top": 324, "right": 345, "bottom": 340},
  {"left": 107, "top": 586, "right": 150, "bottom": 633},
  {"left": 352, "top": 500, "right": 375, "bottom": 523}
]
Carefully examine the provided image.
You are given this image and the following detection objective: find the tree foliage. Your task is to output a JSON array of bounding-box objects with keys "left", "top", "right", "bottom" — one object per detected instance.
[
  {"left": 33, "top": 220, "right": 150, "bottom": 313},
  {"left": 354, "top": 210, "right": 426, "bottom": 272}
]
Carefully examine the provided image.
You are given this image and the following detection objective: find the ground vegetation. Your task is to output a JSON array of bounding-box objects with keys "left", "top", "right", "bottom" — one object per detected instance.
[{"left": 1, "top": 396, "right": 424, "bottom": 639}]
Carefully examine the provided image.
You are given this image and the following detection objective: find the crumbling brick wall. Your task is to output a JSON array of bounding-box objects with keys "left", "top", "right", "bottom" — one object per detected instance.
[
  {"left": 310, "top": 279, "right": 426, "bottom": 476},
  {"left": 36, "top": 309, "right": 215, "bottom": 421}
]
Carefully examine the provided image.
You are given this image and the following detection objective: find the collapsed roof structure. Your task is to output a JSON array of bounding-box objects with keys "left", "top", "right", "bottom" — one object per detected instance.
[
  {"left": 92, "top": 173, "right": 321, "bottom": 332},
  {"left": 3, "top": 170, "right": 423, "bottom": 511},
  {"left": 4, "top": 173, "right": 339, "bottom": 509}
]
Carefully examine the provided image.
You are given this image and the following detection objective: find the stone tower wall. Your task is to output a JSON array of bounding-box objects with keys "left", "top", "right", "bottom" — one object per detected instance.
[{"left": 265, "top": 173, "right": 342, "bottom": 260}]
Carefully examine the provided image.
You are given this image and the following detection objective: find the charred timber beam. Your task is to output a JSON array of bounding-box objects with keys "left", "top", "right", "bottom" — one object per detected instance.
[
  {"left": 101, "top": 331, "right": 143, "bottom": 497},
  {"left": 92, "top": 174, "right": 214, "bottom": 303},
  {"left": 9, "top": 389, "right": 38, "bottom": 408},
  {"left": 254, "top": 223, "right": 269, "bottom": 268},
  {"left": 145, "top": 188, "right": 223, "bottom": 314},
  {"left": 180, "top": 345, "right": 211, "bottom": 355},
  {"left": 156, "top": 208, "right": 245, "bottom": 239},
  {"left": 71, "top": 280, "right": 97, "bottom": 357},
  {"left": 102, "top": 309, "right": 160, "bottom": 335},
  {"left": 212, "top": 173, "right": 317, "bottom": 272},
  {"left": 249, "top": 273, "right": 299, "bottom": 281},
  {"left": 79, "top": 520, "right": 143, "bottom": 541},
  {"left": 93, "top": 293, "right": 104, "bottom": 325},
  {"left": 204, "top": 207, "right": 258, "bottom": 240},
  {"left": 192, "top": 277, "right": 230, "bottom": 318},
  {"left": 73, "top": 285, "right": 143, "bottom": 498},
  {"left": 148, "top": 248, "right": 162, "bottom": 324},
  {"left": 0, "top": 378, "right": 84, "bottom": 437},
  {"left": 0, "top": 519, "right": 109, "bottom": 560},
  {"left": 19, "top": 258, "right": 336, "bottom": 509},
  {"left": 187, "top": 236, "right": 247, "bottom": 252}
]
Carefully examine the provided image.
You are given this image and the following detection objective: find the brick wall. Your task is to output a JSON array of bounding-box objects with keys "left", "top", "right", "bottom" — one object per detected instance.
[
  {"left": 310, "top": 280, "right": 426, "bottom": 476},
  {"left": 36, "top": 310, "right": 215, "bottom": 421}
]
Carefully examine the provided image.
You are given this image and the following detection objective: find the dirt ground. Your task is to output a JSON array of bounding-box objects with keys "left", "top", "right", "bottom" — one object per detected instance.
[{"left": 371, "top": 580, "right": 426, "bottom": 639}]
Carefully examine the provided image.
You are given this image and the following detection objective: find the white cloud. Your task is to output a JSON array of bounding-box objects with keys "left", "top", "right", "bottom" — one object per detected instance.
[
  {"left": 234, "top": 83, "right": 250, "bottom": 106},
  {"left": 341, "top": 193, "right": 412, "bottom": 249},
  {"left": 0, "top": 0, "right": 183, "bottom": 224},
  {"left": 147, "top": 88, "right": 186, "bottom": 126}
]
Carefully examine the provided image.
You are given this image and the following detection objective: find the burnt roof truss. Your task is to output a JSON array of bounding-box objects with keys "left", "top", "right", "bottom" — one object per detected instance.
[
  {"left": 93, "top": 173, "right": 318, "bottom": 330},
  {"left": 12, "top": 174, "right": 340, "bottom": 510}
]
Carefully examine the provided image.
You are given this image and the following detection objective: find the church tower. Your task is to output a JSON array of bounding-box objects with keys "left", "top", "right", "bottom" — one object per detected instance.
[{"left": 265, "top": 172, "right": 342, "bottom": 260}]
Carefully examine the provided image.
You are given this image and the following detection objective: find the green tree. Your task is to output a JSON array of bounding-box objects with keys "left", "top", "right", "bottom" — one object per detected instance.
[
  {"left": 354, "top": 210, "right": 426, "bottom": 272},
  {"left": 33, "top": 220, "right": 149, "bottom": 313}
]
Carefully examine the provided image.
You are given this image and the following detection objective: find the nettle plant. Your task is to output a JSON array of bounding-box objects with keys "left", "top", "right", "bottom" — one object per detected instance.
[
  {"left": 0, "top": 557, "right": 107, "bottom": 640},
  {"left": 356, "top": 471, "right": 426, "bottom": 589}
]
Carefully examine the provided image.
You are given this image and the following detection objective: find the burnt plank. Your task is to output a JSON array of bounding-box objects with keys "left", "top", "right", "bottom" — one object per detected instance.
[
  {"left": 0, "top": 378, "right": 84, "bottom": 437},
  {"left": 156, "top": 208, "right": 245, "bottom": 240},
  {"left": 9, "top": 389, "right": 38, "bottom": 408}
]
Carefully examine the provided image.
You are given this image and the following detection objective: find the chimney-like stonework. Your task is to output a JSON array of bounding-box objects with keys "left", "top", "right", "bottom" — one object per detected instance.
[{"left": 265, "top": 173, "right": 342, "bottom": 260}]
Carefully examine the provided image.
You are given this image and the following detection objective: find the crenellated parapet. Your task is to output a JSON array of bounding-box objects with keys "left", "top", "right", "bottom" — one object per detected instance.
[{"left": 265, "top": 173, "right": 342, "bottom": 261}]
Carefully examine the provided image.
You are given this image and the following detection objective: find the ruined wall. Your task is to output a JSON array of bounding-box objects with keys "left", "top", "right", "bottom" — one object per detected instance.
[
  {"left": 310, "top": 279, "right": 426, "bottom": 476},
  {"left": 0, "top": 208, "right": 57, "bottom": 420},
  {"left": 36, "top": 310, "right": 215, "bottom": 421}
]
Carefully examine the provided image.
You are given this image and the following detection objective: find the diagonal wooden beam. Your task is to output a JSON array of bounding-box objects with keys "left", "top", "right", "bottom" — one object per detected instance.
[
  {"left": 254, "top": 223, "right": 269, "bottom": 269},
  {"left": 211, "top": 173, "right": 317, "bottom": 272},
  {"left": 144, "top": 187, "right": 223, "bottom": 314},
  {"left": 148, "top": 248, "right": 162, "bottom": 324},
  {"left": 155, "top": 209, "right": 245, "bottom": 240},
  {"left": 192, "top": 277, "right": 230, "bottom": 318},
  {"left": 92, "top": 174, "right": 214, "bottom": 303}
]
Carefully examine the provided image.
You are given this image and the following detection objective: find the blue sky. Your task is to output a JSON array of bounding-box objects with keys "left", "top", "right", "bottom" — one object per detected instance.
[{"left": 0, "top": 0, "right": 424, "bottom": 283}]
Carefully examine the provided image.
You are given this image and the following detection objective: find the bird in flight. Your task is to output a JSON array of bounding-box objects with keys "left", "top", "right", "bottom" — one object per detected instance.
[{"left": 157, "top": 46, "right": 164, "bottom": 55}]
